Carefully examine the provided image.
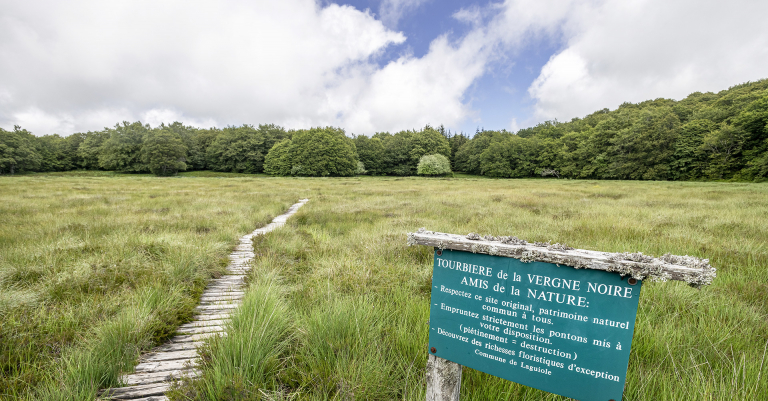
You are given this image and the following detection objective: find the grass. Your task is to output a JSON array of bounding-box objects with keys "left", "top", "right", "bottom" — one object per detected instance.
[
  {"left": 2, "top": 173, "right": 767, "bottom": 400},
  {"left": 0, "top": 173, "right": 303, "bottom": 399}
]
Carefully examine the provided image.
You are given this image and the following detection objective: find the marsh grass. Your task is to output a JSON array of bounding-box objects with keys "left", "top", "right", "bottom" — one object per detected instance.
[
  {"left": 2, "top": 174, "right": 767, "bottom": 400},
  {"left": 180, "top": 177, "right": 766, "bottom": 401},
  {"left": 0, "top": 174, "right": 303, "bottom": 399}
]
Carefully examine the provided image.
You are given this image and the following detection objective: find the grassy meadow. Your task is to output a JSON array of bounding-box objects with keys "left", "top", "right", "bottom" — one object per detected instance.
[{"left": 1, "top": 173, "right": 766, "bottom": 400}]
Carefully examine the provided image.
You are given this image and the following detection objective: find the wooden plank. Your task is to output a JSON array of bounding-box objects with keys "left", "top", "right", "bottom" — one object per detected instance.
[
  {"left": 207, "top": 278, "right": 245, "bottom": 284},
  {"left": 201, "top": 291, "right": 243, "bottom": 297},
  {"left": 408, "top": 229, "right": 716, "bottom": 287},
  {"left": 101, "top": 382, "right": 170, "bottom": 399},
  {"left": 153, "top": 342, "right": 203, "bottom": 353},
  {"left": 200, "top": 291, "right": 244, "bottom": 297},
  {"left": 135, "top": 359, "right": 197, "bottom": 374},
  {"left": 141, "top": 349, "right": 198, "bottom": 362},
  {"left": 199, "top": 296, "right": 243, "bottom": 304},
  {"left": 202, "top": 284, "right": 245, "bottom": 296},
  {"left": 193, "top": 312, "right": 232, "bottom": 321},
  {"left": 230, "top": 250, "right": 254, "bottom": 254},
  {"left": 208, "top": 277, "right": 246, "bottom": 283},
  {"left": 205, "top": 283, "right": 243, "bottom": 288},
  {"left": 129, "top": 396, "right": 169, "bottom": 401},
  {"left": 210, "top": 275, "right": 246, "bottom": 281},
  {"left": 171, "top": 332, "right": 226, "bottom": 343},
  {"left": 200, "top": 298, "right": 242, "bottom": 306},
  {"left": 205, "top": 284, "right": 243, "bottom": 291},
  {"left": 195, "top": 303, "right": 239, "bottom": 311},
  {"left": 122, "top": 369, "right": 199, "bottom": 386},
  {"left": 176, "top": 325, "right": 225, "bottom": 335},
  {"left": 179, "top": 319, "right": 226, "bottom": 329},
  {"left": 199, "top": 298, "right": 243, "bottom": 304}
]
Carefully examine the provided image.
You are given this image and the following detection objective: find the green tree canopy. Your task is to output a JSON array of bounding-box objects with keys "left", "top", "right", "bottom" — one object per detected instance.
[
  {"left": 376, "top": 125, "right": 451, "bottom": 176},
  {"left": 290, "top": 127, "right": 357, "bottom": 176},
  {"left": 417, "top": 154, "right": 452, "bottom": 176},
  {"left": 454, "top": 130, "right": 512, "bottom": 174},
  {"left": 410, "top": 125, "right": 451, "bottom": 163},
  {"left": 353, "top": 135, "right": 385, "bottom": 175},
  {"left": 98, "top": 121, "right": 150, "bottom": 173},
  {"left": 206, "top": 124, "right": 288, "bottom": 173},
  {"left": 141, "top": 128, "right": 188, "bottom": 176},
  {"left": 263, "top": 139, "right": 293, "bottom": 176},
  {"left": 0, "top": 126, "right": 41, "bottom": 174},
  {"left": 77, "top": 130, "right": 110, "bottom": 170}
]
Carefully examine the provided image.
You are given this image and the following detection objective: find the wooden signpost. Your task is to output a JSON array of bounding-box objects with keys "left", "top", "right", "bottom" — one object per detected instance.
[{"left": 408, "top": 229, "right": 716, "bottom": 401}]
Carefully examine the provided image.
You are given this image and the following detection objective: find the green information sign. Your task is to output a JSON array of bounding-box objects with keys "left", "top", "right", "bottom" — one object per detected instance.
[{"left": 428, "top": 249, "right": 642, "bottom": 401}]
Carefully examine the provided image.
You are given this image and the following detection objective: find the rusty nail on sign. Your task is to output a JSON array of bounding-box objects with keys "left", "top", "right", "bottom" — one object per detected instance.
[
  {"left": 431, "top": 347, "right": 437, "bottom": 353},
  {"left": 628, "top": 278, "right": 638, "bottom": 285},
  {"left": 436, "top": 249, "right": 443, "bottom": 256}
]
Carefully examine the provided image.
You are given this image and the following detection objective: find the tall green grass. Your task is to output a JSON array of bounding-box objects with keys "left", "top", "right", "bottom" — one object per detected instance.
[
  {"left": 174, "top": 177, "right": 767, "bottom": 400},
  {"left": 0, "top": 174, "right": 303, "bottom": 399},
  {"left": 2, "top": 174, "right": 767, "bottom": 400}
]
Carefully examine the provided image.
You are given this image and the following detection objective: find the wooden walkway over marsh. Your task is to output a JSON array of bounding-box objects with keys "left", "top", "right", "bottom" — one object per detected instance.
[{"left": 99, "top": 200, "right": 309, "bottom": 401}]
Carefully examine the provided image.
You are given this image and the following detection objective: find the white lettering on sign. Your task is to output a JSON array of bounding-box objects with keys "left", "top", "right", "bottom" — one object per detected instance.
[
  {"left": 437, "top": 259, "right": 493, "bottom": 277},
  {"left": 526, "top": 289, "right": 588, "bottom": 308},
  {"left": 527, "top": 274, "right": 581, "bottom": 291},
  {"left": 586, "top": 282, "right": 633, "bottom": 298}
]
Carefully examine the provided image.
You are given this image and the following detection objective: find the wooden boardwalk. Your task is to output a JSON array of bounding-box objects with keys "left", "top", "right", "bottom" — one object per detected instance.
[{"left": 99, "top": 200, "right": 309, "bottom": 401}]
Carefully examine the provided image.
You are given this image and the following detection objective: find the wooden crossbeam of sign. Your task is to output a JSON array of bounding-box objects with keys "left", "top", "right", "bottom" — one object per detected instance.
[{"left": 408, "top": 228, "right": 716, "bottom": 287}]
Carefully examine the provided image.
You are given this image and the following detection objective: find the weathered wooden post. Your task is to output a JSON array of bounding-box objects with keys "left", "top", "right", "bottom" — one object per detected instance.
[
  {"left": 425, "top": 354, "right": 462, "bottom": 401},
  {"left": 409, "top": 229, "right": 716, "bottom": 401}
]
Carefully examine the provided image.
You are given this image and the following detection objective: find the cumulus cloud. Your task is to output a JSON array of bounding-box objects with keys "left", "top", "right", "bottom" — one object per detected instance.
[
  {"left": 0, "top": 0, "right": 412, "bottom": 135},
  {"left": 327, "top": 30, "right": 491, "bottom": 133},
  {"left": 378, "top": 0, "right": 431, "bottom": 29},
  {"left": 525, "top": 0, "right": 768, "bottom": 121}
]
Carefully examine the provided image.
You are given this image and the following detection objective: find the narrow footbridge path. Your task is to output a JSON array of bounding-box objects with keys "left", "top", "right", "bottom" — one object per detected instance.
[{"left": 100, "top": 199, "right": 309, "bottom": 401}]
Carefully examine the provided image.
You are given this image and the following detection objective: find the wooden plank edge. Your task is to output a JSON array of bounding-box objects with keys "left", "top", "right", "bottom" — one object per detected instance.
[{"left": 407, "top": 229, "right": 716, "bottom": 287}]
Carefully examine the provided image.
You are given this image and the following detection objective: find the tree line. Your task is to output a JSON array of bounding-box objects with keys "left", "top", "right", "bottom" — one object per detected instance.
[
  {"left": 1, "top": 79, "right": 766, "bottom": 180},
  {"left": 0, "top": 120, "right": 461, "bottom": 177},
  {"left": 456, "top": 79, "right": 768, "bottom": 181}
]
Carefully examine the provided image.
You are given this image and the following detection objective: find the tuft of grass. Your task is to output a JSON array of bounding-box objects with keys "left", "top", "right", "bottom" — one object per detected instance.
[{"left": 168, "top": 270, "right": 293, "bottom": 401}]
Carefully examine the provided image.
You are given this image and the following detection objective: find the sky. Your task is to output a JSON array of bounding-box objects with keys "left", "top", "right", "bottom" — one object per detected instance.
[{"left": 1, "top": 0, "right": 767, "bottom": 137}]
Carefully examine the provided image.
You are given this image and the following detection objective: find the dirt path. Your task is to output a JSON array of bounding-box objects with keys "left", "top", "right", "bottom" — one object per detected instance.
[{"left": 100, "top": 199, "right": 309, "bottom": 401}]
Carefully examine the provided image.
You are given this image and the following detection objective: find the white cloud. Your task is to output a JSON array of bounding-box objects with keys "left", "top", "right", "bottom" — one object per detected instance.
[
  {"left": 328, "top": 30, "right": 491, "bottom": 134},
  {"left": 0, "top": 0, "right": 410, "bottom": 135},
  {"left": 379, "top": 0, "right": 431, "bottom": 29},
  {"left": 141, "top": 108, "right": 218, "bottom": 130},
  {"left": 4, "top": 0, "right": 763, "bottom": 137},
  {"left": 12, "top": 108, "right": 76, "bottom": 135},
  {"left": 453, "top": 6, "right": 485, "bottom": 28},
  {"left": 526, "top": 0, "right": 768, "bottom": 121},
  {"left": 508, "top": 117, "right": 519, "bottom": 132}
]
